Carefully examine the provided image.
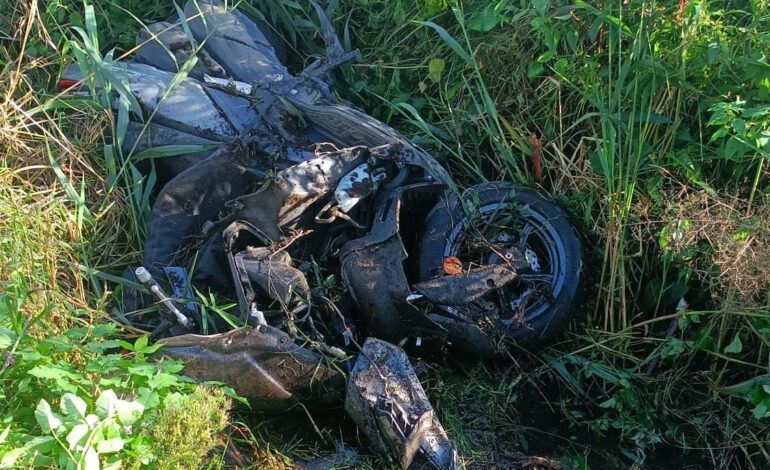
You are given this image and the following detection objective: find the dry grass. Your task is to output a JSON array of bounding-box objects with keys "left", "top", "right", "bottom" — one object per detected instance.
[
  {"left": 654, "top": 185, "right": 770, "bottom": 305},
  {"left": 0, "top": 1, "right": 139, "bottom": 332}
]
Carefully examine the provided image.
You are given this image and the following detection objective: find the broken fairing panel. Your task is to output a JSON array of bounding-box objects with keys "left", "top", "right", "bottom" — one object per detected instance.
[
  {"left": 226, "top": 145, "right": 375, "bottom": 241},
  {"left": 135, "top": 22, "right": 226, "bottom": 80},
  {"left": 183, "top": 0, "right": 290, "bottom": 83},
  {"left": 158, "top": 326, "right": 345, "bottom": 410},
  {"left": 340, "top": 184, "right": 446, "bottom": 343},
  {"left": 346, "top": 339, "right": 458, "bottom": 469}
]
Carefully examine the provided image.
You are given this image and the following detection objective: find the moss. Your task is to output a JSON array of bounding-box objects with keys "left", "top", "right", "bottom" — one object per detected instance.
[{"left": 145, "top": 386, "right": 231, "bottom": 470}]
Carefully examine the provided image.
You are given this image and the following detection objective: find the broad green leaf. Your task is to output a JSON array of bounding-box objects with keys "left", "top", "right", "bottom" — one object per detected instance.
[
  {"left": 142, "top": 342, "right": 163, "bottom": 354},
  {"left": 61, "top": 393, "right": 87, "bottom": 418},
  {"left": 91, "top": 324, "right": 117, "bottom": 337},
  {"left": 134, "top": 336, "right": 148, "bottom": 352},
  {"left": 30, "top": 453, "right": 54, "bottom": 467},
  {"left": 114, "top": 399, "right": 144, "bottom": 425},
  {"left": 428, "top": 58, "right": 445, "bottom": 83},
  {"left": 527, "top": 62, "right": 544, "bottom": 78},
  {"left": 96, "top": 438, "right": 124, "bottom": 454},
  {"left": 28, "top": 365, "right": 79, "bottom": 383},
  {"left": 724, "top": 335, "right": 743, "bottom": 354},
  {"left": 599, "top": 397, "right": 617, "bottom": 409},
  {"left": 96, "top": 390, "right": 119, "bottom": 419},
  {"left": 127, "top": 363, "right": 158, "bottom": 378},
  {"left": 34, "top": 400, "right": 62, "bottom": 434},
  {"left": 1, "top": 447, "right": 28, "bottom": 468},
  {"left": 0, "top": 328, "right": 17, "bottom": 349},
  {"left": 67, "top": 423, "right": 89, "bottom": 450},
  {"left": 0, "top": 436, "right": 54, "bottom": 468},
  {"left": 116, "top": 340, "right": 134, "bottom": 352},
  {"left": 752, "top": 402, "right": 768, "bottom": 419},
  {"left": 85, "top": 414, "right": 99, "bottom": 427},
  {"left": 537, "top": 51, "right": 555, "bottom": 63},
  {"left": 84, "top": 339, "right": 121, "bottom": 354},
  {"left": 467, "top": 5, "right": 499, "bottom": 32},
  {"left": 84, "top": 447, "right": 100, "bottom": 470},
  {"left": 147, "top": 373, "right": 179, "bottom": 390},
  {"left": 42, "top": 336, "right": 73, "bottom": 352},
  {"left": 137, "top": 388, "right": 160, "bottom": 409}
]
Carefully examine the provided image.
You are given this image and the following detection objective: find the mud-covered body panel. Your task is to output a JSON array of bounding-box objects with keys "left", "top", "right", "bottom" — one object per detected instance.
[{"left": 159, "top": 326, "right": 345, "bottom": 410}]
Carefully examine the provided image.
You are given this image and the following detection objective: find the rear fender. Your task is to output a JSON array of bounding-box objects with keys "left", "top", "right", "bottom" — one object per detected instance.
[{"left": 339, "top": 183, "right": 444, "bottom": 342}]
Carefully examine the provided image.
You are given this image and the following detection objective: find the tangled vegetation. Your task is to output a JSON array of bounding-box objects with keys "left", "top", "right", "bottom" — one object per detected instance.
[{"left": 1, "top": 0, "right": 769, "bottom": 468}]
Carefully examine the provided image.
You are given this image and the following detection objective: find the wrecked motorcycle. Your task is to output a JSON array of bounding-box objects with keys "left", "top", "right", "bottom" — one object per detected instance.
[{"left": 62, "top": 1, "right": 582, "bottom": 467}]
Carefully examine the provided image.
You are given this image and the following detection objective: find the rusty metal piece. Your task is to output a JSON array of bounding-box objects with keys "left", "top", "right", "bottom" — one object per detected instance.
[
  {"left": 345, "top": 338, "right": 458, "bottom": 469},
  {"left": 157, "top": 326, "right": 345, "bottom": 410},
  {"left": 412, "top": 265, "right": 520, "bottom": 306}
]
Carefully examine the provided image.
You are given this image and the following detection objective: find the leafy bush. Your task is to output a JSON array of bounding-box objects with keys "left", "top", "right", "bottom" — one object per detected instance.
[{"left": 0, "top": 322, "right": 230, "bottom": 469}]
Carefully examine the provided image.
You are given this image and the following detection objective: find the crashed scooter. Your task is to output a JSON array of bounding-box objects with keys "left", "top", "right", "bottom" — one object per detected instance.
[{"left": 62, "top": 1, "right": 583, "bottom": 467}]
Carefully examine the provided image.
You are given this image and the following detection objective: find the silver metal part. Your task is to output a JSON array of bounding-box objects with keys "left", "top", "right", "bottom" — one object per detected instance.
[
  {"left": 135, "top": 267, "right": 194, "bottom": 330},
  {"left": 135, "top": 266, "right": 152, "bottom": 283},
  {"left": 249, "top": 304, "right": 267, "bottom": 326},
  {"left": 405, "top": 293, "right": 425, "bottom": 305},
  {"left": 525, "top": 248, "right": 541, "bottom": 272},
  {"left": 510, "top": 287, "right": 534, "bottom": 311},
  {"left": 335, "top": 164, "right": 387, "bottom": 213},
  {"left": 203, "top": 74, "right": 253, "bottom": 94}
]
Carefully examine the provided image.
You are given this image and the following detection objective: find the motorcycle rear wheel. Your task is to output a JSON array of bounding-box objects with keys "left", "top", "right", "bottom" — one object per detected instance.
[{"left": 417, "top": 182, "right": 583, "bottom": 349}]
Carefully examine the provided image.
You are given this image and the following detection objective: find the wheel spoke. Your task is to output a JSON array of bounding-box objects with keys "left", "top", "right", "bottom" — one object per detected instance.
[
  {"left": 518, "top": 273, "right": 554, "bottom": 284},
  {"left": 518, "top": 224, "right": 534, "bottom": 249}
]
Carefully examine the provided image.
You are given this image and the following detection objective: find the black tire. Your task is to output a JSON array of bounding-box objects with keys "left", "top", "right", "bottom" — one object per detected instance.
[{"left": 417, "top": 182, "right": 583, "bottom": 348}]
